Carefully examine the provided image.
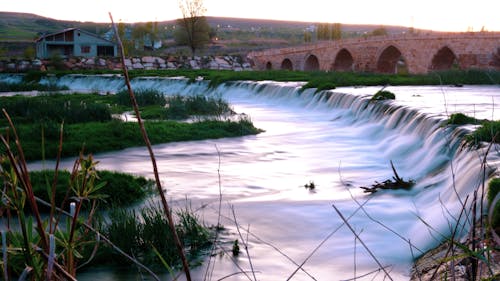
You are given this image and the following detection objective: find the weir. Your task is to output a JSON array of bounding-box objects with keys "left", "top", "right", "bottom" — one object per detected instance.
[{"left": 2, "top": 74, "right": 499, "bottom": 280}]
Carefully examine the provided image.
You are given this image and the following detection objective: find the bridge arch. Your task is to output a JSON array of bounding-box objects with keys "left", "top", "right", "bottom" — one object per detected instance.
[
  {"left": 304, "top": 54, "right": 320, "bottom": 71},
  {"left": 376, "top": 45, "right": 407, "bottom": 74},
  {"left": 430, "top": 46, "right": 458, "bottom": 71},
  {"left": 281, "top": 58, "right": 293, "bottom": 70},
  {"left": 265, "top": 61, "right": 273, "bottom": 70},
  {"left": 332, "top": 48, "right": 354, "bottom": 71}
]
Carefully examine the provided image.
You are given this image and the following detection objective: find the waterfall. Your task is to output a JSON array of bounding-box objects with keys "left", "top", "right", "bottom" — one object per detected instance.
[{"left": 4, "top": 73, "right": 498, "bottom": 280}]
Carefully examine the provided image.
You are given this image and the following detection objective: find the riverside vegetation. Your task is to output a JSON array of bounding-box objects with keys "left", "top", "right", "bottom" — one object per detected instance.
[
  {"left": 0, "top": 89, "right": 262, "bottom": 161},
  {"left": 0, "top": 87, "right": 262, "bottom": 279}
]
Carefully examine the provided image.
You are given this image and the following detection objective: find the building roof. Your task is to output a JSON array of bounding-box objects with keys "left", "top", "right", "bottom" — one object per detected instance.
[{"left": 36, "top": 27, "right": 116, "bottom": 44}]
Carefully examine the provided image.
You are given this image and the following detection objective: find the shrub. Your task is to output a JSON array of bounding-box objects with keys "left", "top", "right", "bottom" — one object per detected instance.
[
  {"left": 447, "top": 113, "right": 482, "bottom": 125},
  {"left": 371, "top": 90, "right": 396, "bottom": 101},
  {"left": 21, "top": 170, "right": 154, "bottom": 210},
  {"left": 466, "top": 120, "right": 500, "bottom": 145},
  {"left": 488, "top": 178, "right": 500, "bottom": 230}
]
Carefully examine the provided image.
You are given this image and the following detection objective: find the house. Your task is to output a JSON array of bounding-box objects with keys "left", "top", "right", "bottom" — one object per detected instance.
[{"left": 36, "top": 28, "right": 117, "bottom": 59}]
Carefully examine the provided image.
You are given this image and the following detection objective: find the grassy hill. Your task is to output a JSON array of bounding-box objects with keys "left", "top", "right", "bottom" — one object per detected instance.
[
  {"left": 0, "top": 12, "right": 112, "bottom": 41},
  {"left": 0, "top": 11, "right": 426, "bottom": 58}
]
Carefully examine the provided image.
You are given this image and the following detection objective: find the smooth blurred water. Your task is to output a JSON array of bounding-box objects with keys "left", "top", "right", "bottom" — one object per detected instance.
[{"left": 5, "top": 74, "right": 498, "bottom": 280}]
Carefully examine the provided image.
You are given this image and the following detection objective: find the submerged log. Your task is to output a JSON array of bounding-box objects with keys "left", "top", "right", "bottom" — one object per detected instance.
[{"left": 360, "top": 161, "right": 415, "bottom": 194}]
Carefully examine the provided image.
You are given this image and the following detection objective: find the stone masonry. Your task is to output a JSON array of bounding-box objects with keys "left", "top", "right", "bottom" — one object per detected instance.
[{"left": 247, "top": 32, "right": 500, "bottom": 74}]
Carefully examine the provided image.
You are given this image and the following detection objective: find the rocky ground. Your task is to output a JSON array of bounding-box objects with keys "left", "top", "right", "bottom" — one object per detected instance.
[
  {"left": 0, "top": 55, "right": 253, "bottom": 72},
  {"left": 411, "top": 225, "right": 499, "bottom": 280}
]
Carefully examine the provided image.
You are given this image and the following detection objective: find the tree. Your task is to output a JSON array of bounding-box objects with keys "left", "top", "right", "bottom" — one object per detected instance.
[
  {"left": 174, "top": 0, "right": 210, "bottom": 56},
  {"left": 371, "top": 26, "right": 388, "bottom": 36},
  {"left": 331, "top": 23, "right": 342, "bottom": 40}
]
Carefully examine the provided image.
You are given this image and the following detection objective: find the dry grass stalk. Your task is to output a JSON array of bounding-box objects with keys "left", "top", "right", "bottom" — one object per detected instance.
[{"left": 109, "top": 12, "right": 192, "bottom": 280}]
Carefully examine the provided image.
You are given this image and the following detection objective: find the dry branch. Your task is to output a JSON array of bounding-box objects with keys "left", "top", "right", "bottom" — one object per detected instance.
[{"left": 360, "top": 160, "right": 415, "bottom": 193}]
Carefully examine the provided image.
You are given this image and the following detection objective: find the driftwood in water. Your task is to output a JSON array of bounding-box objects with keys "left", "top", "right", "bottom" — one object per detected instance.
[{"left": 360, "top": 161, "right": 415, "bottom": 194}]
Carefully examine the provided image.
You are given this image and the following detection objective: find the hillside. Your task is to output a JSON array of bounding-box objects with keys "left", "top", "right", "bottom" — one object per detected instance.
[
  {"left": 0, "top": 12, "right": 112, "bottom": 41},
  {"left": 0, "top": 11, "right": 427, "bottom": 58},
  {"left": 0, "top": 11, "right": 418, "bottom": 42}
]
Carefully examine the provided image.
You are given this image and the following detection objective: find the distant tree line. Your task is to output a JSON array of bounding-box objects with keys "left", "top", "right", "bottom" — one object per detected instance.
[{"left": 304, "top": 23, "right": 342, "bottom": 43}]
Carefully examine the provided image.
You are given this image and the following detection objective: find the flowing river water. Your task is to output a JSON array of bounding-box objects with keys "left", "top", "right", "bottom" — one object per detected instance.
[{"left": 2, "top": 74, "right": 500, "bottom": 280}]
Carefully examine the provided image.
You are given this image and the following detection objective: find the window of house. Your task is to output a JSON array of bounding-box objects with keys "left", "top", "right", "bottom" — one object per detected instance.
[{"left": 81, "top": 46, "right": 91, "bottom": 53}]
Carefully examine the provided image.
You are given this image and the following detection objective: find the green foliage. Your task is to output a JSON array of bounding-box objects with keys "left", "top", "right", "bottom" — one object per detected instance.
[
  {"left": 371, "top": 26, "right": 388, "bottom": 36},
  {"left": 48, "top": 53, "right": 65, "bottom": 70},
  {"left": 1, "top": 91, "right": 261, "bottom": 161},
  {"left": 23, "top": 170, "right": 154, "bottom": 209},
  {"left": 116, "top": 88, "right": 167, "bottom": 107},
  {"left": 316, "top": 23, "right": 342, "bottom": 41},
  {"left": 0, "top": 81, "right": 68, "bottom": 92},
  {"left": 23, "top": 46, "right": 36, "bottom": 60},
  {"left": 106, "top": 203, "right": 211, "bottom": 268},
  {"left": 175, "top": 0, "right": 210, "bottom": 56},
  {"left": 371, "top": 90, "right": 396, "bottom": 101},
  {"left": 466, "top": 120, "right": 500, "bottom": 145},
  {"left": 487, "top": 178, "right": 500, "bottom": 230},
  {"left": 446, "top": 113, "right": 482, "bottom": 125},
  {"left": 13, "top": 117, "right": 262, "bottom": 161},
  {"left": 161, "top": 95, "right": 234, "bottom": 120},
  {"left": 0, "top": 93, "right": 112, "bottom": 126}
]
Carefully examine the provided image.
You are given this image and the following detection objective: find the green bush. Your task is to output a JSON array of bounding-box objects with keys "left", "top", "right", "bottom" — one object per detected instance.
[
  {"left": 488, "top": 178, "right": 500, "bottom": 231},
  {"left": 22, "top": 170, "right": 154, "bottom": 209},
  {"left": 466, "top": 120, "right": 500, "bottom": 145},
  {"left": 447, "top": 113, "right": 482, "bottom": 125},
  {"left": 371, "top": 90, "right": 396, "bottom": 101}
]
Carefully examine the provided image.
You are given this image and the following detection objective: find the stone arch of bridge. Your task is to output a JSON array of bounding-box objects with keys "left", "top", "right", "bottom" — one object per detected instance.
[
  {"left": 430, "top": 46, "right": 458, "bottom": 71},
  {"left": 304, "top": 54, "right": 320, "bottom": 71},
  {"left": 331, "top": 48, "right": 354, "bottom": 71},
  {"left": 265, "top": 61, "right": 273, "bottom": 70},
  {"left": 281, "top": 58, "right": 293, "bottom": 70},
  {"left": 376, "top": 45, "right": 408, "bottom": 74}
]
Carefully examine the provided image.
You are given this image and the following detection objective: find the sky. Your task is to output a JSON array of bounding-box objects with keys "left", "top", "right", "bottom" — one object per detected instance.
[{"left": 2, "top": 0, "right": 499, "bottom": 32}]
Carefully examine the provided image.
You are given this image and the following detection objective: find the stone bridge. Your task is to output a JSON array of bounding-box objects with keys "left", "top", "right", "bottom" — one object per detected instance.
[{"left": 247, "top": 32, "right": 500, "bottom": 74}]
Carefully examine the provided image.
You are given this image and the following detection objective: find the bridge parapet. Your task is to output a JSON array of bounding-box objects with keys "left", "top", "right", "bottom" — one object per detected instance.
[{"left": 248, "top": 32, "right": 500, "bottom": 74}]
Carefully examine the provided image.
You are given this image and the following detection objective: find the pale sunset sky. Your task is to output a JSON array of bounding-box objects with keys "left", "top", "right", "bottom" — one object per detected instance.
[{"left": 2, "top": 0, "right": 499, "bottom": 32}]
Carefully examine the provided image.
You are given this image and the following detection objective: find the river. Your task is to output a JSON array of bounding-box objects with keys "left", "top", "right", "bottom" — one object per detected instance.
[{"left": 2, "top": 74, "right": 499, "bottom": 280}]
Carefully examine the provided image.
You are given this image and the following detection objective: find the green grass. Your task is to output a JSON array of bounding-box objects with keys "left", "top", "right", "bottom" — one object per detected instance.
[
  {"left": 0, "top": 81, "right": 68, "bottom": 92},
  {"left": 142, "top": 95, "right": 234, "bottom": 120},
  {"left": 9, "top": 117, "right": 261, "bottom": 161},
  {"left": 0, "top": 93, "right": 113, "bottom": 127},
  {"left": 105, "top": 203, "right": 211, "bottom": 269},
  {"left": 1, "top": 90, "right": 262, "bottom": 161},
  {"left": 13, "top": 170, "right": 154, "bottom": 210},
  {"left": 17, "top": 69, "right": 500, "bottom": 89}
]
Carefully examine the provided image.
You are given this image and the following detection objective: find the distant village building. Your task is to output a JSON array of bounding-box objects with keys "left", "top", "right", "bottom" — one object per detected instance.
[{"left": 36, "top": 28, "right": 117, "bottom": 59}]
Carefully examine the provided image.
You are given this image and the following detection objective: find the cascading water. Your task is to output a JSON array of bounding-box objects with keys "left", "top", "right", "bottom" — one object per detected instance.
[{"left": 4, "top": 74, "right": 498, "bottom": 280}]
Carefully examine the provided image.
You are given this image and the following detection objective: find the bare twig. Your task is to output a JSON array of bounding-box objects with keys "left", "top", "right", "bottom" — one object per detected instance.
[
  {"left": 204, "top": 144, "right": 224, "bottom": 281},
  {"left": 286, "top": 198, "right": 371, "bottom": 280},
  {"left": 332, "top": 202, "right": 394, "bottom": 281},
  {"left": 109, "top": 12, "right": 191, "bottom": 280},
  {"left": 231, "top": 206, "right": 257, "bottom": 281}
]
